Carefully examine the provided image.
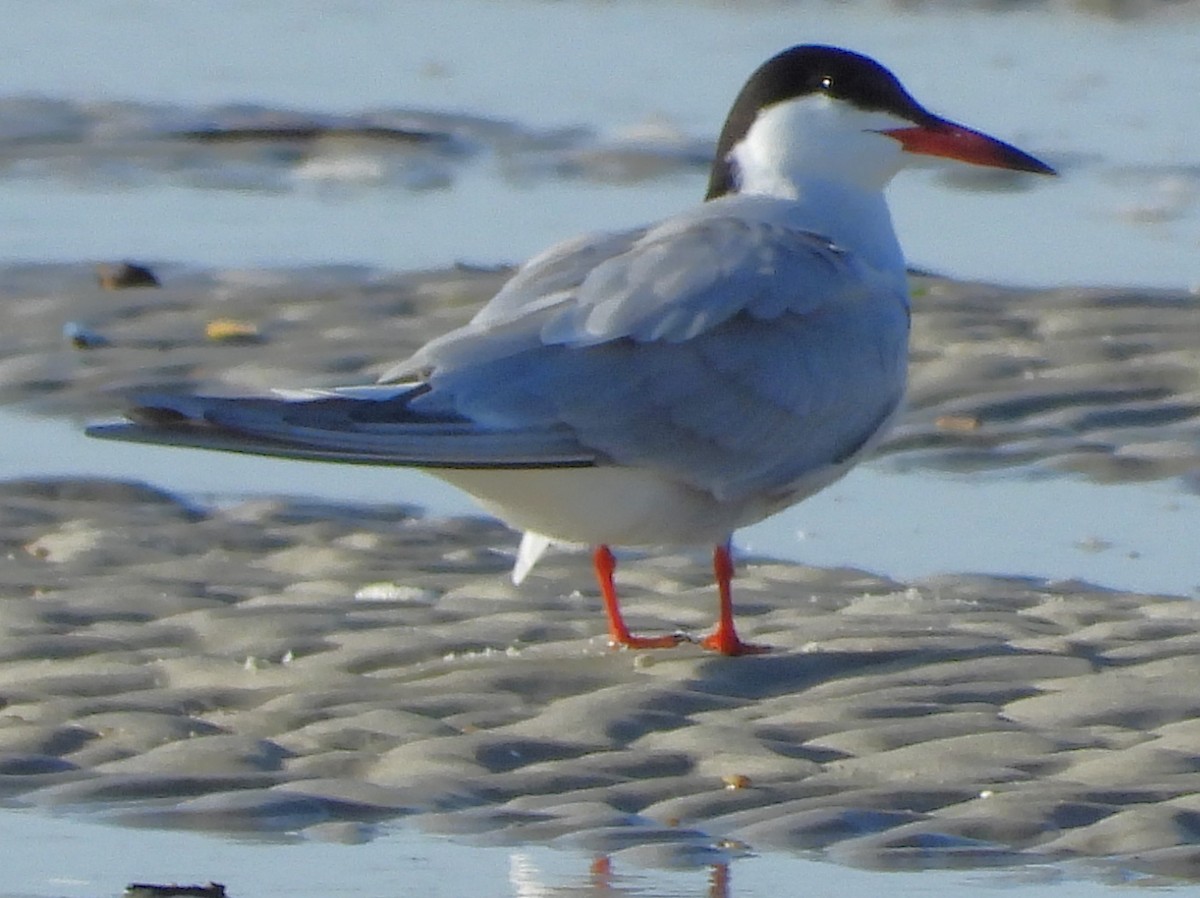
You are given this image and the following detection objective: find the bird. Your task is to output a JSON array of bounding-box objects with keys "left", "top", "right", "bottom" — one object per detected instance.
[{"left": 87, "top": 45, "right": 1054, "bottom": 656}]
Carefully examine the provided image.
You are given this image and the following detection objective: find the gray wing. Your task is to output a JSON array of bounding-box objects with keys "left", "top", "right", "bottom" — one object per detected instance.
[
  {"left": 388, "top": 205, "right": 910, "bottom": 501},
  {"left": 382, "top": 202, "right": 871, "bottom": 377}
]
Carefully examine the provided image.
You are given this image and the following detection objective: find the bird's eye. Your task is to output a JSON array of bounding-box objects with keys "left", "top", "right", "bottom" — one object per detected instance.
[{"left": 818, "top": 75, "right": 833, "bottom": 91}]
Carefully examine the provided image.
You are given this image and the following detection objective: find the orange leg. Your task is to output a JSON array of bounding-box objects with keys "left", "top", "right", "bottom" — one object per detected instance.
[
  {"left": 588, "top": 855, "right": 612, "bottom": 887},
  {"left": 593, "top": 545, "right": 682, "bottom": 650},
  {"left": 708, "top": 862, "right": 731, "bottom": 898},
  {"left": 699, "top": 542, "right": 770, "bottom": 655}
]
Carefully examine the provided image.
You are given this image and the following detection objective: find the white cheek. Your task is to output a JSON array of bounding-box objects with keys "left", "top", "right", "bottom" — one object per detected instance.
[{"left": 730, "top": 98, "right": 910, "bottom": 195}]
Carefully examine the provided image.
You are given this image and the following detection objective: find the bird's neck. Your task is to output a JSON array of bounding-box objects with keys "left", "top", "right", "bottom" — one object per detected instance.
[{"left": 745, "top": 178, "right": 906, "bottom": 280}]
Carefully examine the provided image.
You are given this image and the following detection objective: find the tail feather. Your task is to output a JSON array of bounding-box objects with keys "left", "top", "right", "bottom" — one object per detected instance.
[{"left": 512, "top": 532, "right": 555, "bottom": 584}]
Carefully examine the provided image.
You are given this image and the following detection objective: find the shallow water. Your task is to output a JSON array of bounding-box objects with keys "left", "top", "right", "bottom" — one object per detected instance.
[
  {"left": 0, "top": 809, "right": 1177, "bottom": 898},
  {"left": 8, "top": 408, "right": 1200, "bottom": 598},
  {"left": 3, "top": 2, "right": 1200, "bottom": 896},
  {"left": 0, "top": 0, "right": 1195, "bottom": 288}
]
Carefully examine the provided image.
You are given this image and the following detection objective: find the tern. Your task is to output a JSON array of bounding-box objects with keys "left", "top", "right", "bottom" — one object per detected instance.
[{"left": 88, "top": 45, "right": 1054, "bottom": 655}]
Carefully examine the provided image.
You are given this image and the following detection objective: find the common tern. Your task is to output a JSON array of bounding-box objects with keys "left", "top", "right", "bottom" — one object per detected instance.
[{"left": 88, "top": 45, "right": 1054, "bottom": 655}]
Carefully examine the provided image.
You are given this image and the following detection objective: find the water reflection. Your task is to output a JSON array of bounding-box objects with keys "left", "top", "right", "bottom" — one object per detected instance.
[{"left": 509, "top": 854, "right": 732, "bottom": 898}]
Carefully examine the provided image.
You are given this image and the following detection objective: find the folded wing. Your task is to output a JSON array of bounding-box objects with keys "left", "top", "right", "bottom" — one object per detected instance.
[{"left": 92, "top": 199, "right": 909, "bottom": 503}]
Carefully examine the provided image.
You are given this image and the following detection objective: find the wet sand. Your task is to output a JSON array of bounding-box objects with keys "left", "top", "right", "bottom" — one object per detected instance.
[
  {"left": 5, "top": 262, "right": 1200, "bottom": 483},
  {"left": 3, "top": 264, "right": 1200, "bottom": 878}
]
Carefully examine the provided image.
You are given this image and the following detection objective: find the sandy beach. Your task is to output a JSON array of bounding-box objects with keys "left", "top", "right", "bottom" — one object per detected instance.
[
  {"left": 6, "top": 262, "right": 1200, "bottom": 483},
  {"left": 0, "top": 2, "right": 1195, "bottom": 894},
  {"left": 1, "top": 264, "right": 1200, "bottom": 880}
]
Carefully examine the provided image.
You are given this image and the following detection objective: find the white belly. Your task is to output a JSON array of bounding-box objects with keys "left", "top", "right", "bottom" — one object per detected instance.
[
  {"left": 430, "top": 465, "right": 731, "bottom": 547},
  {"left": 427, "top": 456, "right": 862, "bottom": 550}
]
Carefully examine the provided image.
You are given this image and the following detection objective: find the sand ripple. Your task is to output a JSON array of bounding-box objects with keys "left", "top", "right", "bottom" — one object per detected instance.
[
  {"left": 3, "top": 479, "right": 1200, "bottom": 877},
  {"left": 3, "top": 263, "right": 1199, "bottom": 485}
]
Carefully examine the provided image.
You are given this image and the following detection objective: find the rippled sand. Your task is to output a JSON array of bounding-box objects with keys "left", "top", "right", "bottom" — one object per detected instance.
[
  {"left": 5, "top": 263, "right": 1199, "bottom": 482},
  {"left": 3, "top": 264, "right": 1200, "bottom": 878}
]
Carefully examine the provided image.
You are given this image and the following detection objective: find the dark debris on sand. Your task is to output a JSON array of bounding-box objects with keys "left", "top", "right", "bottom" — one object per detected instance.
[{"left": 126, "top": 884, "right": 227, "bottom": 898}]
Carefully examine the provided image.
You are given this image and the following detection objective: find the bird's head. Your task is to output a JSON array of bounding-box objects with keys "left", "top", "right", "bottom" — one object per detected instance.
[{"left": 706, "top": 45, "right": 1055, "bottom": 201}]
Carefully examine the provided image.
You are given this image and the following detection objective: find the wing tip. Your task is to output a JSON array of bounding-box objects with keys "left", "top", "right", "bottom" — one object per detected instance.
[{"left": 126, "top": 403, "right": 193, "bottom": 427}]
